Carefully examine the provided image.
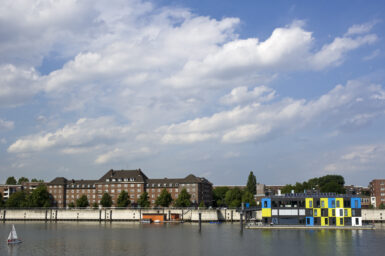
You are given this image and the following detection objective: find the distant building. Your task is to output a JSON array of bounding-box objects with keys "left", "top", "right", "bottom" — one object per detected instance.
[
  {"left": 47, "top": 169, "right": 212, "bottom": 208},
  {"left": 0, "top": 185, "right": 23, "bottom": 200},
  {"left": 369, "top": 179, "right": 385, "bottom": 207}
]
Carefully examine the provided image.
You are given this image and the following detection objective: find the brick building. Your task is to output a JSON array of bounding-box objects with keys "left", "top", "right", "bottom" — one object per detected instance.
[
  {"left": 47, "top": 169, "right": 212, "bottom": 208},
  {"left": 369, "top": 179, "right": 385, "bottom": 208}
]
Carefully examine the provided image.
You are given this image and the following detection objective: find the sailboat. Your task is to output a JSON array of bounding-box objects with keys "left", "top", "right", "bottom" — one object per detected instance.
[{"left": 7, "top": 225, "right": 22, "bottom": 244}]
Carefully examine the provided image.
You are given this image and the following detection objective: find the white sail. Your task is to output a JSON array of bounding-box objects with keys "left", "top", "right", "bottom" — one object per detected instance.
[{"left": 11, "top": 225, "right": 18, "bottom": 240}]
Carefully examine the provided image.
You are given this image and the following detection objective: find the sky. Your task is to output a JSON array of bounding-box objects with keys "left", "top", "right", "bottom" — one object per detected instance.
[{"left": 1, "top": 0, "right": 385, "bottom": 186}]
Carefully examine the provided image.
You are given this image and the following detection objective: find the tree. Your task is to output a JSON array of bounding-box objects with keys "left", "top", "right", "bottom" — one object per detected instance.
[
  {"left": 76, "top": 195, "right": 89, "bottom": 208},
  {"left": 379, "top": 203, "right": 385, "bottom": 209},
  {"left": 212, "top": 187, "right": 230, "bottom": 207},
  {"left": 100, "top": 193, "right": 113, "bottom": 207},
  {"left": 92, "top": 202, "right": 99, "bottom": 208},
  {"left": 6, "top": 191, "right": 28, "bottom": 208},
  {"left": 117, "top": 190, "right": 130, "bottom": 207},
  {"left": 17, "top": 177, "right": 29, "bottom": 184},
  {"left": 68, "top": 202, "right": 75, "bottom": 208},
  {"left": 174, "top": 188, "right": 191, "bottom": 207},
  {"left": 242, "top": 191, "right": 256, "bottom": 206},
  {"left": 246, "top": 171, "right": 257, "bottom": 195},
  {"left": 155, "top": 189, "right": 173, "bottom": 207},
  {"left": 31, "top": 178, "right": 44, "bottom": 183},
  {"left": 6, "top": 176, "right": 17, "bottom": 185},
  {"left": 27, "top": 184, "right": 51, "bottom": 207},
  {"left": 137, "top": 192, "right": 150, "bottom": 207},
  {"left": 0, "top": 192, "right": 4, "bottom": 207},
  {"left": 225, "top": 188, "right": 242, "bottom": 207},
  {"left": 199, "top": 201, "right": 206, "bottom": 208}
]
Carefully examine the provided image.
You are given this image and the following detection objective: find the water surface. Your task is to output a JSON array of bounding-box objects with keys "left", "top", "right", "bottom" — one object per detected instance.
[{"left": 1, "top": 222, "right": 384, "bottom": 256}]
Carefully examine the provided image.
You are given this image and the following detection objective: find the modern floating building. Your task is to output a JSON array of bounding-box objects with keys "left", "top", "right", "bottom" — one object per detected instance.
[{"left": 261, "top": 193, "right": 362, "bottom": 227}]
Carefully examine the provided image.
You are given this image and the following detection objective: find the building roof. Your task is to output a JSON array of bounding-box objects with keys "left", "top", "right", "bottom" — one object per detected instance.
[
  {"left": 48, "top": 177, "right": 68, "bottom": 185},
  {"left": 148, "top": 174, "right": 211, "bottom": 185},
  {"left": 98, "top": 169, "right": 148, "bottom": 183}
]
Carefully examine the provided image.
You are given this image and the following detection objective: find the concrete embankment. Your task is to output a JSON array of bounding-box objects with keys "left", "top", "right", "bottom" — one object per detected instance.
[{"left": 0, "top": 208, "right": 243, "bottom": 222}]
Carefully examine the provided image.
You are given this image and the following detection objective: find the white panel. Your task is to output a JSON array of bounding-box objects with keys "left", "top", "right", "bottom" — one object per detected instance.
[
  {"left": 352, "top": 217, "right": 362, "bottom": 226},
  {"left": 279, "top": 209, "right": 298, "bottom": 216},
  {"left": 336, "top": 208, "right": 344, "bottom": 217},
  {"left": 272, "top": 209, "right": 278, "bottom": 216},
  {"left": 299, "top": 209, "right": 305, "bottom": 216}
]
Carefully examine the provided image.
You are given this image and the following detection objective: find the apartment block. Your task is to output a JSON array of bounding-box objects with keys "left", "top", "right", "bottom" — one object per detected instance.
[{"left": 369, "top": 179, "right": 385, "bottom": 207}]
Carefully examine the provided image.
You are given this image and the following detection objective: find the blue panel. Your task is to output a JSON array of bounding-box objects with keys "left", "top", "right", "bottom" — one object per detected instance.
[
  {"left": 306, "top": 217, "right": 314, "bottom": 226},
  {"left": 262, "top": 198, "right": 271, "bottom": 208},
  {"left": 351, "top": 198, "right": 361, "bottom": 208},
  {"left": 328, "top": 198, "right": 336, "bottom": 208}
]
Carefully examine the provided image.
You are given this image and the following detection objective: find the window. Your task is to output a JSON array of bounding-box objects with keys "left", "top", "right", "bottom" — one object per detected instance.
[
  {"left": 264, "top": 201, "right": 267, "bottom": 208},
  {"left": 175, "top": 189, "right": 178, "bottom": 192},
  {"left": 137, "top": 189, "right": 141, "bottom": 193},
  {"left": 130, "top": 184, "right": 134, "bottom": 187},
  {"left": 169, "top": 183, "right": 173, "bottom": 187},
  {"left": 340, "top": 218, "right": 343, "bottom": 225},
  {"left": 111, "top": 189, "right": 115, "bottom": 193},
  {"left": 331, "top": 200, "right": 335, "bottom": 208},
  {"left": 106, "top": 179, "right": 110, "bottom": 182},
  {"left": 337, "top": 201, "right": 340, "bottom": 207},
  {"left": 175, "top": 194, "right": 178, "bottom": 198},
  {"left": 124, "top": 184, "right": 128, "bottom": 188},
  {"left": 118, "top": 189, "right": 121, "bottom": 193},
  {"left": 355, "top": 201, "right": 358, "bottom": 208},
  {"left": 152, "top": 194, "right": 154, "bottom": 198},
  {"left": 111, "top": 184, "right": 115, "bottom": 188},
  {"left": 340, "top": 209, "right": 343, "bottom": 216},
  {"left": 309, "top": 201, "right": 313, "bottom": 208},
  {"left": 344, "top": 209, "right": 348, "bottom": 216},
  {"left": 314, "top": 209, "right": 318, "bottom": 216},
  {"left": 137, "top": 195, "right": 140, "bottom": 198},
  {"left": 332, "top": 209, "right": 335, "bottom": 217},
  {"left": 325, "top": 218, "right": 328, "bottom": 225},
  {"left": 355, "top": 218, "right": 359, "bottom": 225},
  {"left": 306, "top": 218, "right": 310, "bottom": 225},
  {"left": 118, "top": 184, "right": 121, "bottom": 187},
  {"left": 124, "top": 178, "right": 128, "bottom": 182},
  {"left": 137, "top": 184, "right": 141, "bottom": 188},
  {"left": 112, "top": 179, "right": 116, "bottom": 182},
  {"left": 158, "top": 189, "right": 161, "bottom": 192},
  {"left": 130, "top": 189, "right": 134, "bottom": 193}
]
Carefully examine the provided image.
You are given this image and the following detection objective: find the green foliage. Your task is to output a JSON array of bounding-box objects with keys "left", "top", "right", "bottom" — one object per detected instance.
[
  {"left": 241, "top": 191, "right": 256, "bottom": 206},
  {"left": 76, "top": 195, "right": 89, "bottom": 208},
  {"left": 174, "top": 188, "right": 191, "bottom": 207},
  {"left": 100, "top": 192, "right": 113, "bottom": 207},
  {"left": 6, "top": 191, "right": 28, "bottom": 207},
  {"left": 117, "top": 190, "right": 130, "bottom": 207},
  {"left": 92, "top": 202, "right": 99, "bottom": 208},
  {"left": 27, "top": 185, "right": 51, "bottom": 207},
  {"left": 368, "top": 204, "right": 374, "bottom": 209},
  {"left": 137, "top": 192, "right": 150, "bottom": 207},
  {"left": 199, "top": 201, "right": 206, "bottom": 208},
  {"left": 31, "top": 178, "right": 45, "bottom": 183},
  {"left": 0, "top": 192, "right": 4, "bottom": 207},
  {"left": 379, "top": 203, "right": 385, "bottom": 209},
  {"left": 155, "top": 189, "right": 173, "bottom": 207},
  {"left": 281, "top": 175, "right": 346, "bottom": 194},
  {"left": 68, "top": 202, "right": 75, "bottom": 208},
  {"left": 17, "top": 177, "right": 29, "bottom": 184},
  {"left": 225, "top": 187, "right": 242, "bottom": 207},
  {"left": 246, "top": 171, "right": 257, "bottom": 195},
  {"left": 6, "top": 176, "right": 17, "bottom": 185},
  {"left": 212, "top": 187, "right": 230, "bottom": 207}
]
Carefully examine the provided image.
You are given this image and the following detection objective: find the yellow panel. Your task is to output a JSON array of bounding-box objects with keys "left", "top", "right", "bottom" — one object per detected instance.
[
  {"left": 337, "top": 217, "right": 344, "bottom": 226},
  {"left": 313, "top": 208, "right": 320, "bottom": 217},
  {"left": 335, "top": 198, "right": 344, "bottom": 208},
  {"left": 320, "top": 198, "right": 328, "bottom": 208},
  {"left": 321, "top": 217, "right": 329, "bottom": 226},
  {"left": 328, "top": 208, "right": 336, "bottom": 217},
  {"left": 344, "top": 208, "right": 351, "bottom": 217},
  {"left": 306, "top": 198, "right": 313, "bottom": 208},
  {"left": 262, "top": 208, "right": 271, "bottom": 217}
]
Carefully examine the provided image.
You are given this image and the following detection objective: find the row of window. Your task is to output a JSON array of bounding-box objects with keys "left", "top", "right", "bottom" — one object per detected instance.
[
  {"left": 98, "top": 184, "right": 141, "bottom": 188},
  {"left": 106, "top": 178, "right": 136, "bottom": 182}
]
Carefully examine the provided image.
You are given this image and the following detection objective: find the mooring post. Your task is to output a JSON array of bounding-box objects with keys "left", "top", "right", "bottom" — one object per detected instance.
[
  {"left": 240, "top": 213, "right": 243, "bottom": 231},
  {"left": 231, "top": 210, "right": 233, "bottom": 223},
  {"left": 199, "top": 212, "right": 202, "bottom": 231}
]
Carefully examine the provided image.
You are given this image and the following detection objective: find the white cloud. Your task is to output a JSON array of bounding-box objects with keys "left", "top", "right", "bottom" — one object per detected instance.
[
  {"left": 0, "top": 65, "right": 40, "bottom": 107},
  {"left": 95, "top": 147, "right": 152, "bottom": 164},
  {"left": 324, "top": 144, "right": 385, "bottom": 173},
  {"left": 7, "top": 117, "right": 131, "bottom": 153},
  {"left": 156, "top": 80, "right": 385, "bottom": 144},
  {"left": 220, "top": 86, "right": 276, "bottom": 105},
  {"left": 345, "top": 21, "right": 377, "bottom": 36},
  {"left": 0, "top": 118, "right": 14, "bottom": 131}
]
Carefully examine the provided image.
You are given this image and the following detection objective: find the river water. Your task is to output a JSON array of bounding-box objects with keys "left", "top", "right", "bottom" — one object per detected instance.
[{"left": 1, "top": 222, "right": 385, "bottom": 256}]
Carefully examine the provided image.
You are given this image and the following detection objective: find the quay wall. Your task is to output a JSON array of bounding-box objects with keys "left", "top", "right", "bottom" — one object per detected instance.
[
  {"left": 0, "top": 208, "right": 243, "bottom": 222},
  {"left": 2, "top": 209, "right": 382, "bottom": 222}
]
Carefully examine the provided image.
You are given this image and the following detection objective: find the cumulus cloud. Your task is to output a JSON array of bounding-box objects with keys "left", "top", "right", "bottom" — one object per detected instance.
[
  {"left": 156, "top": 80, "right": 385, "bottom": 144},
  {"left": 324, "top": 144, "right": 385, "bottom": 173},
  {"left": 7, "top": 117, "right": 131, "bottom": 153},
  {"left": 220, "top": 86, "right": 276, "bottom": 105}
]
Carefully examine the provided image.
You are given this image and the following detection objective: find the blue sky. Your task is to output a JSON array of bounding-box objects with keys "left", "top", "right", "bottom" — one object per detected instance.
[{"left": 1, "top": 0, "right": 385, "bottom": 186}]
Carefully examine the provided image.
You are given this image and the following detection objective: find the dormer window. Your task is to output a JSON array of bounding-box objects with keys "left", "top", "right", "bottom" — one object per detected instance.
[
  {"left": 175, "top": 183, "right": 178, "bottom": 186},
  {"left": 112, "top": 179, "right": 116, "bottom": 182},
  {"left": 169, "top": 183, "right": 173, "bottom": 187},
  {"left": 106, "top": 179, "right": 110, "bottom": 182},
  {"left": 152, "top": 184, "right": 155, "bottom": 187},
  {"left": 164, "top": 183, "right": 167, "bottom": 187},
  {"left": 124, "top": 178, "right": 128, "bottom": 182},
  {"left": 158, "top": 184, "right": 161, "bottom": 187}
]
